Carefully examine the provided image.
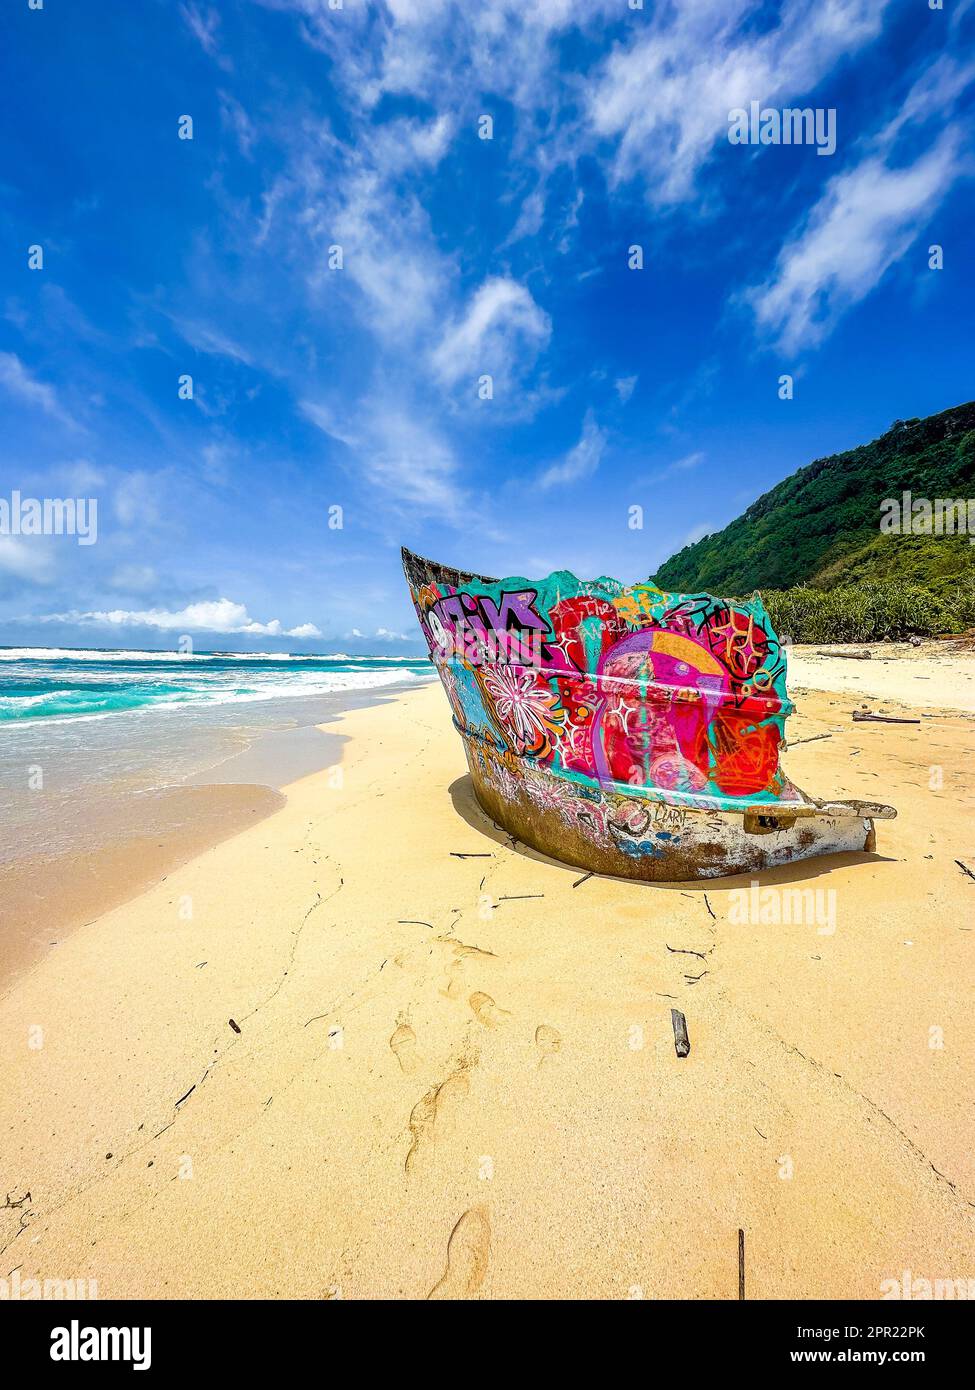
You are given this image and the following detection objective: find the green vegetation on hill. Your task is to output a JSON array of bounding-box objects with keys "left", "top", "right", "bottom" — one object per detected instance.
[{"left": 653, "top": 402, "right": 975, "bottom": 639}]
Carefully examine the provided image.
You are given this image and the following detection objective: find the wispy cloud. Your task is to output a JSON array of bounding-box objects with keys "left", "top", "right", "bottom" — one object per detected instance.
[
  {"left": 431, "top": 276, "right": 550, "bottom": 391},
  {"left": 745, "top": 55, "right": 975, "bottom": 353},
  {"left": 168, "top": 317, "right": 255, "bottom": 365},
  {"left": 218, "top": 90, "right": 255, "bottom": 157},
  {"left": 180, "top": 2, "right": 229, "bottom": 68},
  {"left": 614, "top": 375, "right": 638, "bottom": 404},
  {"left": 747, "top": 137, "right": 964, "bottom": 353},
  {"left": 587, "top": 0, "right": 890, "bottom": 206},
  {"left": 0, "top": 537, "right": 56, "bottom": 584},
  {"left": 0, "top": 352, "right": 77, "bottom": 428},
  {"left": 304, "top": 395, "right": 466, "bottom": 520},
  {"left": 539, "top": 410, "right": 606, "bottom": 489}
]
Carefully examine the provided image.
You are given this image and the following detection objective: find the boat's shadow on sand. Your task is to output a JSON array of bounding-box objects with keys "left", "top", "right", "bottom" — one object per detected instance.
[{"left": 447, "top": 774, "right": 897, "bottom": 891}]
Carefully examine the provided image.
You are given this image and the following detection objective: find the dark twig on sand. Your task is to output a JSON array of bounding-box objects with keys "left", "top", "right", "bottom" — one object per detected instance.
[
  {"left": 852, "top": 711, "right": 920, "bottom": 725},
  {"left": 670, "top": 1009, "right": 690, "bottom": 1058},
  {"left": 955, "top": 860, "right": 975, "bottom": 883},
  {"left": 703, "top": 894, "right": 716, "bottom": 920},
  {"left": 572, "top": 872, "right": 593, "bottom": 888},
  {"left": 739, "top": 1229, "right": 745, "bottom": 1300},
  {"left": 450, "top": 852, "right": 492, "bottom": 859},
  {"left": 789, "top": 733, "right": 833, "bottom": 747},
  {"left": 666, "top": 944, "right": 710, "bottom": 961}
]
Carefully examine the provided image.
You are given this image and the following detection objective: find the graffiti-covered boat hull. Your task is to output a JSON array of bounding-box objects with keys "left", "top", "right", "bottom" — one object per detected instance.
[{"left": 402, "top": 547, "right": 895, "bottom": 882}]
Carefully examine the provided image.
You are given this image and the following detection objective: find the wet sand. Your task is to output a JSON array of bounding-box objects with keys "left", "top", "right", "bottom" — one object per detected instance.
[
  {"left": 0, "top": 688, "right": 414, "bottom": 991},
  {"left": 1, "top": 664, "right": 973, "bottom": 1299},
  {"left": 0, "top": 783, "right": 283, "bottom": 991}
]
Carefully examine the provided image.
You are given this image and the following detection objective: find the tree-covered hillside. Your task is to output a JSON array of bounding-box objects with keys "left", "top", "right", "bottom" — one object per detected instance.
[{"left": 654, "top": 402, "right": 975, "bottom": 603}]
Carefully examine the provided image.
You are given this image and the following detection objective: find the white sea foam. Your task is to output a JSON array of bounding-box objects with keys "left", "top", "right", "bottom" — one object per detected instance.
[
  {"left": 0, "top": 648, "right": 422, "bottom": 662},
  {"left": 2, "top": 667, "right": 433, "bottom": 727}
]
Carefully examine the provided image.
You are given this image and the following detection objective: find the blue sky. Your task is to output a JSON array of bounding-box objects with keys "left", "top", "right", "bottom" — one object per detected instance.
[{"left": 1, "top": 0, "right": 973, "bottom": 653}]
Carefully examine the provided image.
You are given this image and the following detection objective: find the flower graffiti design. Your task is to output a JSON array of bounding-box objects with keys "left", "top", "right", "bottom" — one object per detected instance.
[{"left": 478, "top": 665, "right": 564, "bottom": 758}]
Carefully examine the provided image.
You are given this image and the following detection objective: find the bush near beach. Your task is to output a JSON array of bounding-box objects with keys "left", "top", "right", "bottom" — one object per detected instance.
[{"left": 760, "top": 578, "right": 975, "bottom": 643}]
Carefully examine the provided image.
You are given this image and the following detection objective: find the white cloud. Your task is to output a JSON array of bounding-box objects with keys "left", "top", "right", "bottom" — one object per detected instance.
[
  {"left": 273, "top": 0, "right": 611, "bottom": 113},
  {"left": 587, "top": 0, "right": 890, "bottom": 206},
  {"left": 219, "top": 90, "right": 255, "bottom": 157},
  {"left": 0, "top": 537, "right": 55, "bottom": 583},
  {"left": 299, "top": 400, "right": 360, "bottom": 448},
  {"left": 431, "top": 276, "right": 550, "bottom": 388},
  {"left": 370, "top": 113, "right": 453, "bottom": 174},
  {"left": 326, "top": 167, "right": 449, "bottom": 339},
  {"left": 637, "top": 450, "right": 706, "bottom": 486},
  {"left": 539, "top": 410, "right": 606, "bottom": 489},
  {"left": 31, "top": 598, "right": 320, "bottom": 637},
  {"left": 170, "top": 317, "right": 255, "bottom": 365},
  {"left": 615, "top": 375, "right": 638, "bottom": 404},
  {"left": 59, "top": 458, "right": 106, "bottom": 493},
  {"left": 682, "top": 522, "right": 716, "bottom": 547},
  {"left": 180, "top": 3, "right": 225, "bottom": 62},
  {"left": 304, "top": 393, "right": 466, "bottom": 519},
  {"left": 114, "top": 472, "right": 160, "bottom": 527},
  {"left": 0, "top": 352, "right": 76, "bottom": 428},
  {"left": 747, "top": 133, "right": 964, "bottom": 353},
  {"left": 672, "top": 451, "right": 704, "bottom": 472}
]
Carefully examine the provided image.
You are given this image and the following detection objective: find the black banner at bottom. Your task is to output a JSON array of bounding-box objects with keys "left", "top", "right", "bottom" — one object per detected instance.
[{"left": 5, "top": 1297, "right": 968, "bottom": 1373}]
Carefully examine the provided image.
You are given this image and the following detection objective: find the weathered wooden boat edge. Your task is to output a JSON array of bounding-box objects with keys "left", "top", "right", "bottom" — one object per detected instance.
[
  {"left": 464, "top": 740, "right": 879, "bottom": 883},
  {"left": 402, "top": 546, "right": 897, "bottom": 881}
]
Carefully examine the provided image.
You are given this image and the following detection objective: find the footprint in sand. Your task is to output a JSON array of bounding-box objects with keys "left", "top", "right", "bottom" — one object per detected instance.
[
  {"left": 404, "top": 1067, "right": 471, "bottom": 1173},
  {"left": 534, "top": 1023, "right": 562, "bottom": 1062},
  {"left": 469, "top": 991, "right": 510, "bottom": 1029},
  {"left": 440, "top": 942, "right": 496, "bottom": 1000},
  {"left": 441, "top": 959, "right": 467, "bottom": 1000},
  {"left": 427, "top": 1206, "right": 491, "bottom": 1299},
  {"left": 389, "top": 1021, "right": 419, "bottom": 1075}
]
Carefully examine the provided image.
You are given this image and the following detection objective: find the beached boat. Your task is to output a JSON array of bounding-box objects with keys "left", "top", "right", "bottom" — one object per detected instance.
[{"left": 402, "top": 547, "right": 896, "bottom": 882}]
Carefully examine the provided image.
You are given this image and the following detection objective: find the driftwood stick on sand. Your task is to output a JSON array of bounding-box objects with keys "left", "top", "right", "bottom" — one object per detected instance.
[
  {"left": 789, "top": 733, "right": 833, "bottom": 747},
  {"left": 852, "top": 711, "right": 921, "bottom": 725},
  {"left": 671, "top": 1009, "right": 690, "bottom": 1058},
  {"left": 739, "top": 1229, "right": 745, "bottom": 1300},
  {"left": 955, "top": 860, "right": 975, "bottom": 883},
  {"left": 816, "top": 649, "right": 872, "bottom": 660}
]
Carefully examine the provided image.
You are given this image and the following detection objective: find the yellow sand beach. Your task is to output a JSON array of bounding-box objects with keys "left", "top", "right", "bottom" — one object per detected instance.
[{"left": 2, "top": 660, "right": 974, "bottom": 1300}]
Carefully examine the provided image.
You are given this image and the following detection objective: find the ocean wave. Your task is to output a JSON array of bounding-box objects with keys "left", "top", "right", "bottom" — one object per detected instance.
[
  {"left": 0, "top": 647, "right": 423, "bottom": 662},
  {"left": 0, "top": 666, "right": 432, "bottom": 726}
]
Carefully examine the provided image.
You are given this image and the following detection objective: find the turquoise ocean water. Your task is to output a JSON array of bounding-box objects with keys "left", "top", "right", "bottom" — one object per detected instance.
[
  {"left": 0, "top": 648, "right": 433, "bottom": 861},
  {"left": 0, "top": 648, "right": 431, "bottom": 725}
]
